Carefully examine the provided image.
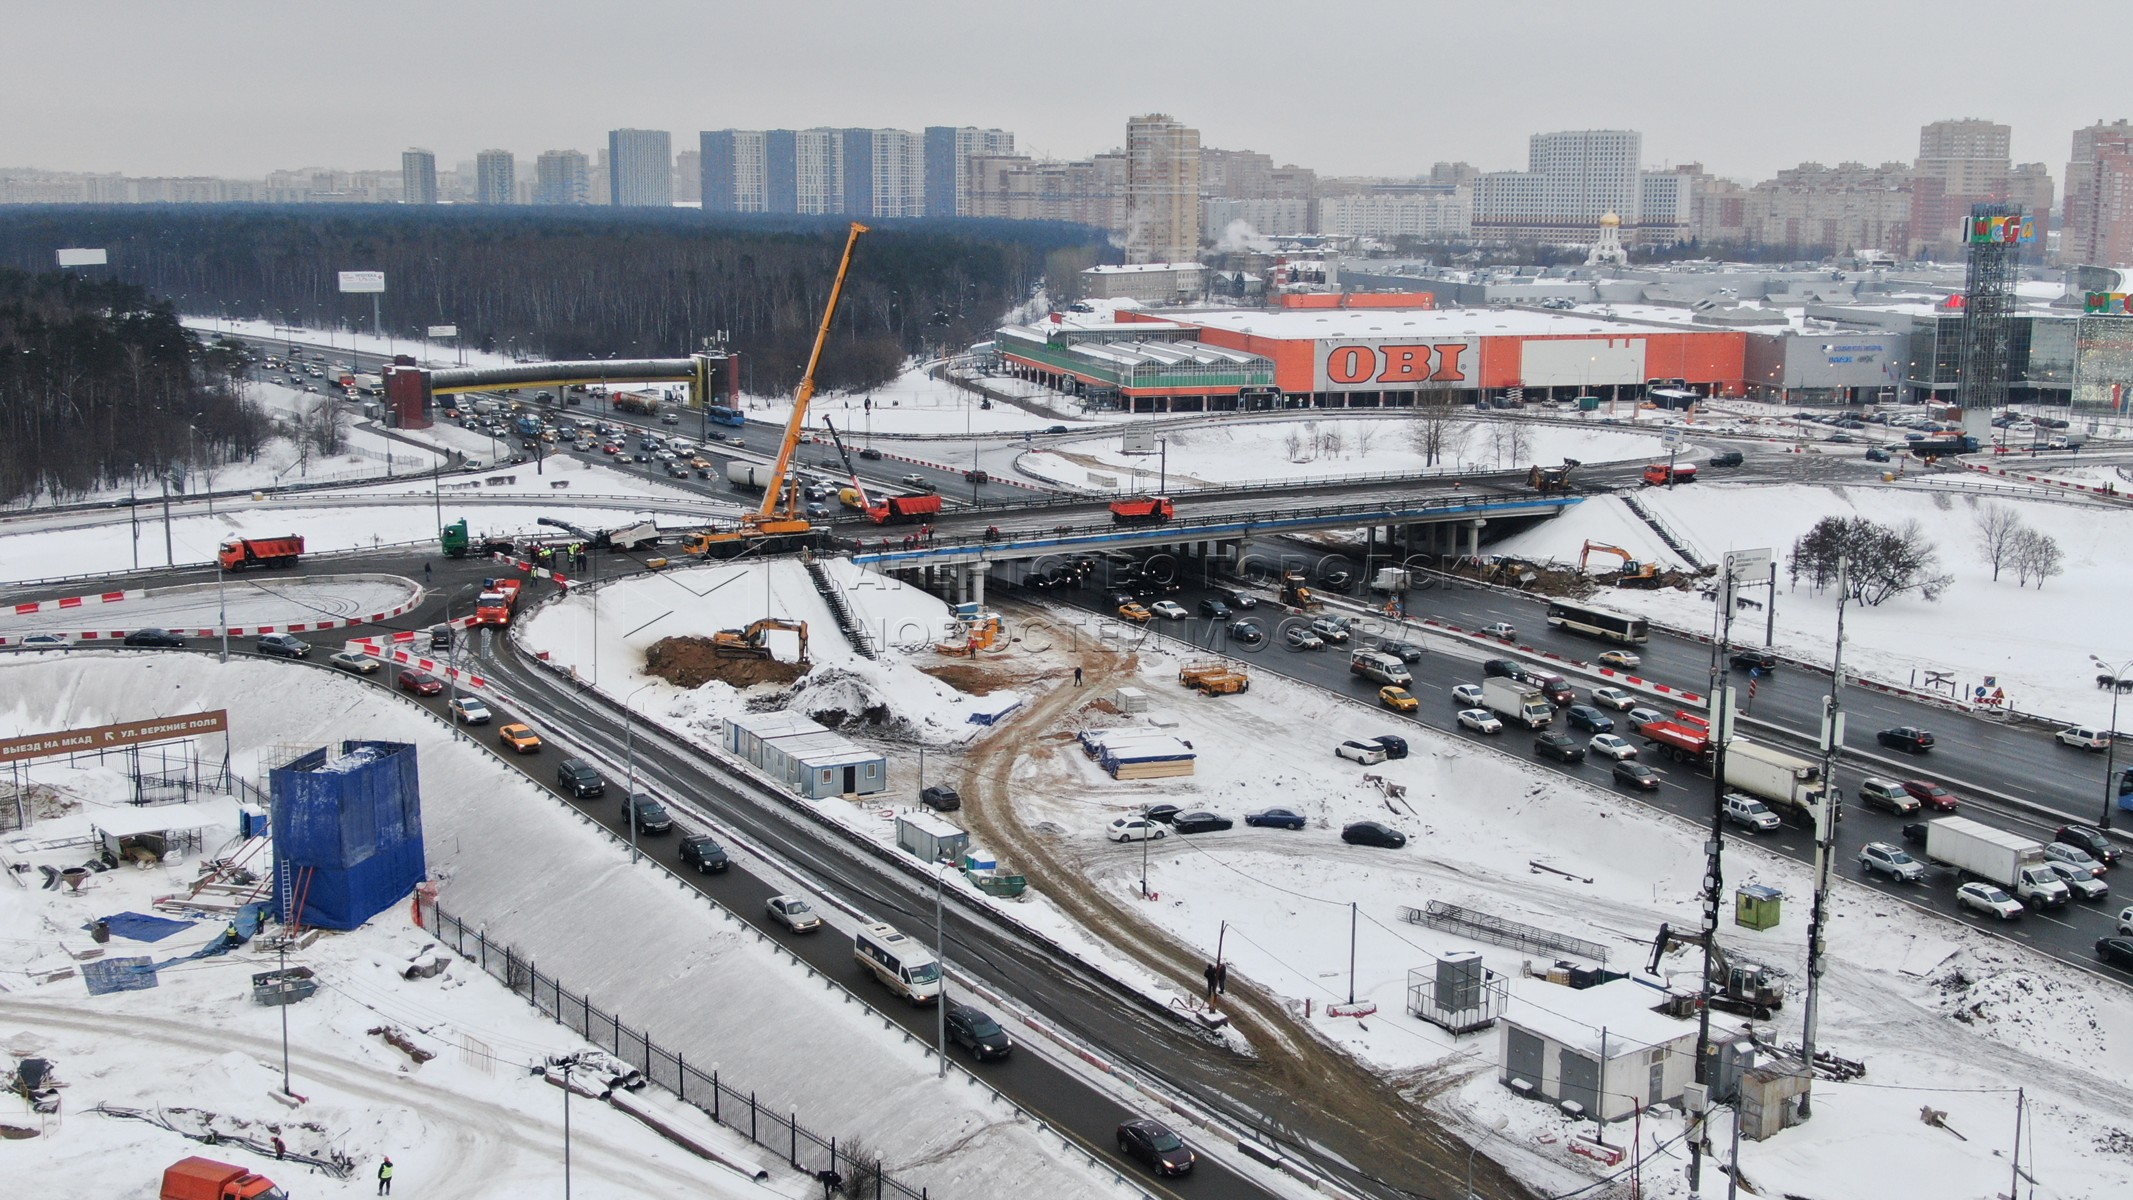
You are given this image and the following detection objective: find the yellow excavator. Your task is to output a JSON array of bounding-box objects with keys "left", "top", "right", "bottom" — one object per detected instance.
[
  {"left": 712, "top": 618, "right": 811, "bottom": 663},
  {"left": 1579, "top": 540, "right": 1658, "bottom": 587},
  {"left": 691, "top": 222, "right": 867, "bottom": 557}
]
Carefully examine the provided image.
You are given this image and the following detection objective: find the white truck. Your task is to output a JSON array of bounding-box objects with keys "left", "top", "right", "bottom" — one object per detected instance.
[
  {"left": 1370, "top": 567, "right": 1412, "bottom": 593},
  {"left": 1923, "top": 817, "right": 2071, "bottom": 908},
  {"left": 1349, "top": 650, "right": 1411, "bottom": 685},
  {"left": 1481, "top": 677, "right": 1553, "bottom": 730},
  {"left": 726, "top": 462, "right": 773, "bottom": 490},
  {"left": 1721, "top": 738, "right": 1825, "bottom": 822}
]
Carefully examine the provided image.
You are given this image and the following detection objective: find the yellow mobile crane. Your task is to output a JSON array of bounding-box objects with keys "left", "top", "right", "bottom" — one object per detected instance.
[{"left": 691, "top": 222, "right": 867, "bottom": 557}]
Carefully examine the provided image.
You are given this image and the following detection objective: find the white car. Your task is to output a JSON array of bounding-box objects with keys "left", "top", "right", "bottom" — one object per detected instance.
[
  {"left": 1626, "top": 707, "right": 1665, "bottom": 731},
  {"left": 1589, "top": 734, "right": 1638, "bottom": 760},
  {"left": 1598, "top": 650, "right": 1642, "bottom": 669},
  {"left": 1589, "top": 686, "right": 1636, "bottom": 711},
  {"left": 2057, "top": 726, "right": 2112, "bottom": 750},
  {"left": 765, "top": 894, "right": 824, "bottom": 933},
  {"left": 17, "top": 633, "right": 72, "bottom": 649},
  {"left": 1149, "top": 601, "right": 1188, "bottom": 620},
  {"left": 1457, "top": 708, "right": 1503, "bottom": 734},
  {"left": 328, "top": 650, "right": 381, "bottom": 674},
  {"left": 1481, "top": 622, "right": 1517, "bottom": 640},
  {"left": 2119, "top": 904, "right": 2133, "bottom": 936},
  {"left": 2043, "top": 842, "right": 2103, "bottom": 873},
  {"left": 1335, "top": 739, "right": 1389, "bottom": 765},
  {"left": 1107, "top": 816, "right": 1169, "bottom": 843},
  {"left": 1723, "top": 795, "right": 1780, "bottom": 832},
  {"left": 1309, "top": 617, "right": 1350, "bottom": 643},
  {"left": 1958, "top": 881, "right": 2026, "bottom": 920},
  {"left": 1285, "top": 627, "right": 1325, "bottom": 650},
  {"left": 2042, "top": 860, "right": 2110, "bottom": 902},
  {"left": 447, "top": 696, "right": 492, "bottom": 725},
  {"left": 1451, "top": 684, "right": 1486, "bottom": 707}
]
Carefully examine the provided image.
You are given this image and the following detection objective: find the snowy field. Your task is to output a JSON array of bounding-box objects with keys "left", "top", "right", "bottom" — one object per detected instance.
[
  {"left": 1491, "top": 483, "right": 2133, "bottom": 725},
  {"left": 1019, "top": 416, "right": 1669, "bottom": 491},
  {"left": 0, "top": 653, "right": 1139, "bottom": 1200},
  {"left": 184, "top": 315, "right": 511, "bottom": 372},
  {"left": 733, "top": 360, "right": 1111, "bottom": 437}
]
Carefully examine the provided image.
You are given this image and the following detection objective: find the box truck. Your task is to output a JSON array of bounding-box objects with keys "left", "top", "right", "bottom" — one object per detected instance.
[
  {"left": 1481, "top": 677, "right": 1552, "bottom": 729},
  {"left": 1923, "top": 817, "right": 2070, "bottom": 908}
]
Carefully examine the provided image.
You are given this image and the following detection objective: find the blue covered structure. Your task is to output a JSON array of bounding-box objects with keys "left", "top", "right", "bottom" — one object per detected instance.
[{"left": 270, "top": 741, "right": 426, "bottom": 931}]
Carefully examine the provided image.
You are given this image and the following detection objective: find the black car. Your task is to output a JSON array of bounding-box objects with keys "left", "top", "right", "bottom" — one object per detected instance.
[
  {"left": 1564, "top": 705, "right": 1614, "bottom": 734},
  {"left": 1534, "top": 731, "right": 1586, "bottom": 762},
  {"left": 620, "top": 794, "right": 673, "bottom": 834},
  {"left": 1877, "top": 726, "right": 1936, "bottom": 754},
  {"left": 2057, "top": 825, "right": 2122, "bottom": 867},
  {"left": 2099, "top": 936, "right": 2133, "bottom": 970},
  {"left": 1172, "top": 810, "right": 1234, "bottom": 834},
  {"left": 1245, "top": 807, "right": 1307, "bottom": 830},
  {"left": 428, "top": 625, "right": 454, "bottom": 651},
  {"left": 1046, "top": 425, "right": 1070, "bottom": 434},
  {"left": 1482, "top": 658, "right": 1521, "bottom": 678},
  {"left": 1212, "top": 586, "right": 1257, "bottom": 610},
  {"left": 1371, "top": 734, "right": 1409, "bottom": 760},
  {"left": 1141, "top": 804, "right": 1181, "bottom": 825},
  {"left": 1865, "top": 447, "right": 1892, "bottom": 464},
  {"left": 1227, "top": 620, "right": 1264, "bottom": 645},
  {"left": 943, "top": 1003, "right": 1014, "bottom": 1060},
  {"left": 1729, "top": 650, "right": 1777, "bottom": 672},
  {"left": 1197, "top": 598, "right": 1232, "bottom": 619},
  {"left": 858, "top": 447, "right": 884, "bottom": 460},
  {"left": 679, "top": 834, "right": 729, "bottom": 873},
  {"left": 1708, "top": 450, "right": 1744, "bottom": 467},
  {"left": 1341, "top": 821, "right": 1407, "bottom": 849},
  {"left": 123, "top": 627, "right": 186, "bottom": 648},
  {"left": 921, "top": 785, "right": 962, "bottom": 812},
  {"left": 1377, "top": 640, "right": 1425, "bottom": 663},
  {"left": 1117, "top": 1118, "right": 1195, "bottom": 1176},
  {"left": 1613, "top": 760, "right": 1661, "bottom": 790},
  {"left": 1900, "top": 821, "right": 1930, "bottom": 846},
  {"left": 555, "top": 758, "right": 607, "bottom": 798}
]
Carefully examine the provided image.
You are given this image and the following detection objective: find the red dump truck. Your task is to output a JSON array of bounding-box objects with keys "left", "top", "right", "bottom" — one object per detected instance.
[
  {"left": 1640, "top": 717, "right": 1713, "bottom": 766},
  {"left": 161, "top": 1157, "right": 289, "bottom": 1200},
  {"left": 218, "top": 535, "right": 304, "bottom": 571},
  {"left": 868, "top": 492, "right": 943, "bottom": 525},
  {"left": 473, "top": 577, "right": 523, "bottom": 626},
  {"left": 1109, "top": 496, "right": 1174, "bottom": 526}
]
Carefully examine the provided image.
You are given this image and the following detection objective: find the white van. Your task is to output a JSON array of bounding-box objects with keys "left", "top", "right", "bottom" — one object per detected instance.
[
  {"left": 1349, "top": 650, "right": 1411, "bottom": 686},
  {"left": 854, "top": 922, "right": 942, "bottom": 1005}
]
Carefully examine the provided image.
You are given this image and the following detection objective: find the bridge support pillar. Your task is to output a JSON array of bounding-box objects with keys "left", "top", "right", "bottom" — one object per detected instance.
[
  {"left": 971, "top": 564, "right": 987, "bottom": 607},
  {"left": 1468, "top": 518, "right": 1487, "bottom": 559}
]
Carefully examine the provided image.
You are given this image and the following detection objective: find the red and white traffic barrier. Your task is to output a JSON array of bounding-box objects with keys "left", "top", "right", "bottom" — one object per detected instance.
[
  {"left": 1, "top": 591, "right": 423, "bottom": 645},
  {"left": 12, "top": 588, "right": 139, "bottom": 616}
]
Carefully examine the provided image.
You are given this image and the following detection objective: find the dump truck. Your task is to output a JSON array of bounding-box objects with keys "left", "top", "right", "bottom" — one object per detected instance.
[
  {"left": 160, "top": 1157, "right": 289, "bottom": 1200},
  {"left": 1179, "top": 660, "right": 1250, "bottom": 695},
  {"left": 1721, "top": 737, "right": 1824, "bottom": 822},
  {"left": 1640, "top": 718, "right": 1713, "bottom": 765},
  {"left": 1482, "top": 677, "right": 1553, "bottom": 729},
  {"left": 868, "top": 492, "right": 943, "bottom": 525},
  {"left": 1923, "top": 817, "right": 2070, "bottom": 907},
  {"left": 217, "top": 535, "right": 304, "bottom": 571},
  {"left": 473, "top": 577, "right": 522, "bottom": 626},
  {"left": 1109, "top": 496, "right": 1174, "bottom": 525}
]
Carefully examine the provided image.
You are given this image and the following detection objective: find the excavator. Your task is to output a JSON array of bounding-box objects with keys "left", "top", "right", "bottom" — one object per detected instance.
[
  {"left": 691, "top": 222, "right": 868, "bottom": 557},
  {"left": 712, "top": 618, "right": 810, "bottom": 664},
  {"left": 1279, "top": 569, "right": 1322, "bottom": 611},
  {"left": 1647, "top": 922, "right": 1786, "bottom": 1020},
  {"left": 1578, "top": 540, "right": 1659, "bottom": 587},
  {"left": 1527, "top": 458, "right": 1580, "bottom": 495}
]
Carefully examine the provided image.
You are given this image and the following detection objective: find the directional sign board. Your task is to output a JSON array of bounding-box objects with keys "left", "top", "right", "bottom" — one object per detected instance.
[
  {"left": 337, "top": 271, "right": 386, "bottom": 294},
  {"left": 1719, "top": 547, "right": 1773, "bottom": 610},
  {"left": 0, "top": 710, "right": 229, "bottom": 764},
  {"left": 426, "top": 324, "right": 458, "bottom": 338}
]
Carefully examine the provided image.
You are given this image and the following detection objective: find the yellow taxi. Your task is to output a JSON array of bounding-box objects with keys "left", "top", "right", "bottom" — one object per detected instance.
[
  {"left": 1117, "top": 601, "right": 1153, "bottom": 623},
  {"left": 498, "top": 723, "right": 543, "bottom": 753},
  {"left": 1378, "top": 686, "right": 1419, "bottom": 713}
]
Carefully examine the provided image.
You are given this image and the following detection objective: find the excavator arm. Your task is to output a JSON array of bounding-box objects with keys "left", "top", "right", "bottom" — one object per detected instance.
[{"left": 755, "top": 221, "right": 869, "bottom": 524}]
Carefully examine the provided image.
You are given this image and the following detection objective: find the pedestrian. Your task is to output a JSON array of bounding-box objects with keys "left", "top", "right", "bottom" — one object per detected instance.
[
  {"left": 272, "top": 1134, "right": 285, "bottom": 1160},
  {"left": 422, "top": 562, "right": 432, "bottom": 582},
  {"left": 377, "top": 1157, "right": 394, "bottom": 1195},
  {"left": 1073, "top": 666, "right": 1083, "bottom": 687},
  {"left": 1203, "top": 963, "right": 1218, "bottom": 1004},
  {"left": 1215, "top": 960, "right": 1228, "bottom": 995}
]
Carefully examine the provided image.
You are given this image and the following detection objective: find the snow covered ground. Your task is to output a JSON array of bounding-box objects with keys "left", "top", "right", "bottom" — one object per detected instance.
[
  {"left": 735, "top": 360, "right": 1112, "bottom": 437},
  {"left": 1, "top": 575, "right": 418, "bottom": 637},
  {"left": 1490, "top": 482, "right": 2133, "bottom": 725},
  {"left": 185, "top": 315, "right": 511, "bottom": 372}
]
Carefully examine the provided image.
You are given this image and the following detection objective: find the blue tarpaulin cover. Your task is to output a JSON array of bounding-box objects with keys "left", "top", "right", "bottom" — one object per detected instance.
[
  {"left": 90, "top": 911, "right": 195, "bottom": 943},
  {"left": 82, "top": 956, "right": 159, "bottom": 995}
]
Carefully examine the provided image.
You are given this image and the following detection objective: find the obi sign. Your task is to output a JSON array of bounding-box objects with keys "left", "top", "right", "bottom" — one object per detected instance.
[{"left": 1317, "top": 339, "right": 1475, "bottom": 391}]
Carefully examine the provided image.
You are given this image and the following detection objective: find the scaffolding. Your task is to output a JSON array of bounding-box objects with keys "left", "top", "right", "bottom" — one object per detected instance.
[{"left": 1955, "top": 202, "right": 2021, "bottom": 419}]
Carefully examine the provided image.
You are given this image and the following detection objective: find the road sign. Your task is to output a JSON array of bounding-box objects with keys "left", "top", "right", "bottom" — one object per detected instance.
[
  {"left": 55, "top": 247, "right": 107, "bottom": 267},
  {"left": 337, "top": 271, "right": 386, "bottom": 294},
  {"left": 426, "top": 324, "right": 458, "bottom": 338},
  {"left": 1718, "top": 547, "right": 1773, "bottom": 610}
]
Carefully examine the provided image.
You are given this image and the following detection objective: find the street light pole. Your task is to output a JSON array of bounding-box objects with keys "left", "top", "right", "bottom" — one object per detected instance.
[
  {"left": 935, "top": 864, "right": 948, "bottom": 1079},
  {"left": 2089, "top": 653, "right": 2131, "bottom": 831},
  {"left": 624, "top": 681, "right": 655, "bottom": 863},
  {"left": 1798, "top": 556, "right": 1850, "bottom": 1118}
]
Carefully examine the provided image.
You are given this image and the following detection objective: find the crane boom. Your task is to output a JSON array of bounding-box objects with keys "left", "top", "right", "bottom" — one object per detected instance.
[
  {"left": 819, "top": 417, "right": 873, "bottom": 512},
  {"left": 755, "top": 221, "right": 868, "bottom": 523}
]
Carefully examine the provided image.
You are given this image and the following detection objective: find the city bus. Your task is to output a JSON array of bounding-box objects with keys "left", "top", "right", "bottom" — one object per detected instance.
[
  {"left": 854, "top": 922, "right": 942, "bottom": 1005},
  {"left": 1544, "top": 599, "right": 1649, "bottom": 645}
]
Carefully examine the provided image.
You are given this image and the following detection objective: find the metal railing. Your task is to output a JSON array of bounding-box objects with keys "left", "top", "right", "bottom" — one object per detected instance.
[
  {"left": 1399, "top": 900, "right": 1611, "bottom": 965},
  {"left": 429, "top": 903, "right": 932, "bottom": 1199}
]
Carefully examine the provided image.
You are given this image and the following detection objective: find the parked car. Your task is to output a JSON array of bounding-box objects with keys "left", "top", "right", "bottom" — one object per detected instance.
[
  {"left": 1858, "top": 841, "right": 1925, "bottom": 883},
  {"left": 1173, "top": 810, "right": 1234, "bottom": 834},
  {"left": 1481, "top": 622, "right": 1518, "bottom": 640},
  {"left": 1244, "top": 807, "right": 1307, "bottom": 830},
  {"left": 944, "top": 1003, "right": 1014, "bottom": 1060},
  {"left": 1589, "top": 733, "right": 1637, "bottom": 761},
  {"left": 1878, "top": 727, "right": 1936, "bottom": 753},
  {"left": 1141, "top": 804, "right": 1181, "bottom": 825},
  {"left": 499, "top": 723, "right": 543, "bottom": 753},
  {"left": 1958, "top": 881, "right": 2026, "bottom": 920},
  {"left": 2057, "top": 726, "right": 2113, "bottom": 751},
  {"left": 1565, "top": 704, "right": 1615, "bottom": 734},
  {"left": 1371, "top": 734, "right": 1408, "bottom": 760},
  {"left": 1379, "top": 686, "right": 1418, "bottom": 713},
  {"left": 1285, "top": 627, "right": 1325, "bottom": 650},
  {"left": 678, "top": 834, "right": 730, "bottom": 874},
  {"left": 328, "top": 650, "right": 379, "bottom": 674},
  {"left": 396, "top": 669, "right": 444, "bottom": 697},
  {"left": 1340, "top": 821, "right": 1408, "bottom": 849},
  {"left": 124, "top": 627, "right": 186, "bottom": 648},
  {"left": 1856, "top": 777, "right": 1921, "bottom": 815},
  {"left": 2057, "top": 825, "right": 2122, "bottom": 868},
  {"left": 1901, "top": 780, "right": 1959, "bottom": 812},
  {"left": 1589, "top": 686, "right": 1635, "bottom": 711},
  {"left": 1724, "top": 795, "right": 1781, "bottom": 832},
  {"left": 554, "top": 758, "right": 606, "bottom": 798},
  {"left": 1459, "top": 708, "right": 1504, "bottom": 734},
  {"left": 1452, "top": 683, "right": 1486, "bottom": 707},
  {"left": 1598, "top": 650, "right": 1642, "bottom": 670},
  {"left": 766, "top": 894, "right": 823, "bottom": 933},
  {"left": 1533, "top": 731, "right": 1585, "bottom": 763},
  {"left": 1116, "top": 1117, "right": 1196, "bottom": 1177},
  {"left": 256, "top": 633, "right": 308, "bottom": 659},
  {"left": 1228, "top": 620, "right": 1264, "bottom": 645},
  {"left": 2043, "top": 860, "right": 2110, "bottom": 902},
  {"left": 1336, "top": 739, "right": 1389, "bottom": 765},
  {"left": 1613, "top": 760, "right": 1661, "bottom": 791},
  {"left": 620, "top": 794, "right": 673, "bottom": 834},
  {"left": 448, "top": 696, "right": 492, "bottom": 725},
  {"left": 1107, "top": 816, "right": 1168, "bottom": 843}
]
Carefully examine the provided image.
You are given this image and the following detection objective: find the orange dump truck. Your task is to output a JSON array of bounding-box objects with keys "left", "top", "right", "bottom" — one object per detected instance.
[
  {"left": 218, "top": 535, "right": 305, "bottom": 571},
  {"left": 161, "top": 1157, "right": 289, "bottom": 1200},
  {"left": 1109, "top": 496, "right": 1174, "bottom": 526}
]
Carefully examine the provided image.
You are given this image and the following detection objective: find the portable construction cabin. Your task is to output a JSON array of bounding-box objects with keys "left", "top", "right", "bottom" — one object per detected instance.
[
  {"left": 896, "top": 811, "right": 970, "bottom": 865},
  {"left": 724, "top": 711, "right": 887, "bottom": 800},
  {"left": 1498, "top": 978, "right": 1697, "bottom": 1122},
  {"left": 1097, "top": 734, "right": 1196, "bottom": 780}
]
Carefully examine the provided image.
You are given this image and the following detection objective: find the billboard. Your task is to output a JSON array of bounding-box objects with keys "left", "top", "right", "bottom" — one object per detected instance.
[
  {"left": 2083, "top": 292, "right": 2133, "bottom": 316},
  {"left": 425, "top": 324, "right": 458, "bottom": 338},
  {"left": 337, "top": 270, "right": 386, "bottom": 294},
  {"left": 55, "top": 247, "right": 108, "bottom": 267},
  {"left": 1315, "top": 338, "right": 1477, "bottom": 392},
  {"left": 1966, "top": 214, "right": 2037, "bottom": 245},
  {"left": 0, "top": 709, "right": 229, "bottom": 764}
]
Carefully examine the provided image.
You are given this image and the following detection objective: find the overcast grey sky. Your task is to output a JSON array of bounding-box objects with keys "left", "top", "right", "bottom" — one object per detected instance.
[{"left": 9, "top": 1, "right": 2131, "bottom": 182}]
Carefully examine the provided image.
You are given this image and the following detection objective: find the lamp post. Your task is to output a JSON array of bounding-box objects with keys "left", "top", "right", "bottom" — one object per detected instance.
[
  {"left": 934, "top": 863, "right": 948, "bottom": 1079},
  {"left": 623, "top": 681, "right": 656, "bottom": 862},
  {"left": 1464, "top": 1115, "right": 1509, "bottom": 1200},
  {"left": 2089, "top": 654, "right": 2131, "bottom": 831}
]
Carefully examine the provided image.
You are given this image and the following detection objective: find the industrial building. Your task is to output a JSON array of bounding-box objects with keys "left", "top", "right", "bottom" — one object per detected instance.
[
  {"left": 1498, "top": 978, "right": 1698, "bottom": 1122},
  {"left": 724, "top": 711, "right": 886, "bottom": 800}
]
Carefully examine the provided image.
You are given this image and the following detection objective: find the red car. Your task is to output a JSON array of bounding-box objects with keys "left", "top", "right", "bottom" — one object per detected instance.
[
  {"left": 601, "top": 443, "right": 623, "bottom": 455},
  {"left": 1902, "top": 780, "right": 1959, "bottom": 812},
  {"left": 396, "top": 669, "right": 444, "bottom": 697}
]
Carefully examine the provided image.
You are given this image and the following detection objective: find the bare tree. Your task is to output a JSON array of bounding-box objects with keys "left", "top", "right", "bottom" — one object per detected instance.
[
  {"left": 1487, "top": 419, "right": 1532, "bottom": 468},
  {"left": 1972, "top": 503, "right": 2024, "bottom": 581},
  {"left": 1283, "top": 427, "right": 1306, "bottom": 462},
  {"left": 1790, "top": 515, "right": 1951, "bottom": 605},
  {"left": 1408, "top": 403, "right": 1472, "bottom": 467},
  {"left": 2010, "top": 527, "right": 2064, "bottom": 589}
]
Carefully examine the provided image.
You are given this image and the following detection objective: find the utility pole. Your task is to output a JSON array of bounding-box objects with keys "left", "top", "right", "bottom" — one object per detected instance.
[
  {"left": 1689, "top": 553, "right": 1748, "bottom": 1198},
  {"left": 1798, "top": 556, "right": 1849, "bottom": 1118},
  {"left": 934, "top": 865, "right": 948, "bottom": 1079}
]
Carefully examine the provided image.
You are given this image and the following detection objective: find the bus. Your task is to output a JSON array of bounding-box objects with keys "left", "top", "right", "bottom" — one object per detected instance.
[
  {"left": 1545, "top": 599, "right": 1649, "bottom": 645},
  {"left": 854, "top": 922, "right": 942, "bottom": 1005}
]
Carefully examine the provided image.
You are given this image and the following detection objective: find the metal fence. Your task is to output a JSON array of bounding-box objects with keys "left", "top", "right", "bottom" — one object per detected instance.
[
  {"left": 428, "top": 903, "right": 932, "bottom": 1199},
  {"left": 1400, "top": 900, "right": 1611, "bottom": 965}
]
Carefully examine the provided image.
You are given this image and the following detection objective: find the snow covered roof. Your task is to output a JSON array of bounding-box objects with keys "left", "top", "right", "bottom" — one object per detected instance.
[
  {"left": 1173, "top": 306, "right": 1726, "bottom": 340},
  {"left": 1085, "top": 263, "right": 1205, "bottom": 275},
  {"left": 1503, "top": 977, "right": 1695, "bottom": 1057}
]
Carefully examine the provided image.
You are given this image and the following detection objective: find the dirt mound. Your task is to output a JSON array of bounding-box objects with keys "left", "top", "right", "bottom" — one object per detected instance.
[{"left": 643, "top": 636, "right": 808, "bottom": 690}]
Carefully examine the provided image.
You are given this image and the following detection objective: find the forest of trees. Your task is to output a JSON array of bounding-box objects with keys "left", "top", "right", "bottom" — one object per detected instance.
[
  {"left": 0, "top": 268, "right": 258, "bottom": 505},
  {"left": 0, "top": 207, "right": 1110, "bottom": 397}
]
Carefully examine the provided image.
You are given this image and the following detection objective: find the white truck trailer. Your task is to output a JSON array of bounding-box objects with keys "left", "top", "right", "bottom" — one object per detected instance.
[
  {"left": 1481, "top": 677, "right": 1552, "bottom": 730},
  {"left": 1721, "top": 738, "right": 1825, "bottom": 822},
  {"left": 1923, "top": 817, "right": 2070, "bottom": 908}
]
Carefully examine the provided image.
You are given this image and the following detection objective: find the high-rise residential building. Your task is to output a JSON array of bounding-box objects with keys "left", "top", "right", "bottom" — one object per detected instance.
[
  {"left": 1747, "top": 161, "right": 1914, "bottom": 256},
  {"left": 474, "top": 150, "right": 515, "bottom": 205},
  {"left": 967, "top": 152, "right": 1127, "bottom": 229},
  {"left": 674, "top": 150, "right": 701, "bottom": 204},
  {"left": 1638, "top": 168, "right": 1697, "bottom": 247},
  {"left": 1910, "top": 118, "right": 2011, "bottom": 256},
  {"left": 608, "top": 128, "right": 673, "bottom": 208},
  {"left": 923, "top": 126, "right": 1015, "bottom": 218},
  {"left": 2008, "top": 162, "right": 2054, "bottom": 261},
  {"left": 701, "top": 130, "right": 769, "bottom": 212},
  {"left": 1475, "top": 129, "right": 1643, "bottom": 240},
  {"left": 591, "top": 149, "right": 611, "bottom": 205},
  {"left": 841, "top": 128, "right": 925, "bottom": 218},
  {"left": 2063, "top": 120, "right": 2133, "bottom": 264},
  {"left": 402, "top": 148, "right": 437, "bottom": 205},
  {"left": 1126, "top": 113, "right": 1201, "bottom": 263},
  {"left": 533, "top": 150, "right": 589, "bottom": 205},
  {"left": 1316, "top": 192, "right": 1470, "bottom": 240},
  {"left": 2066, "top": 126, "right": 2133, "bottom": 268}
]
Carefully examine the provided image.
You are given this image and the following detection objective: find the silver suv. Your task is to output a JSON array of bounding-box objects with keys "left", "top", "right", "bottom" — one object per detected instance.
[
  {"left": 1856, "top": 777, "right": 1921, "bottom": 815},
  {"left": 1859, "top": 841, "right": 1925, "bottom": 883}
]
